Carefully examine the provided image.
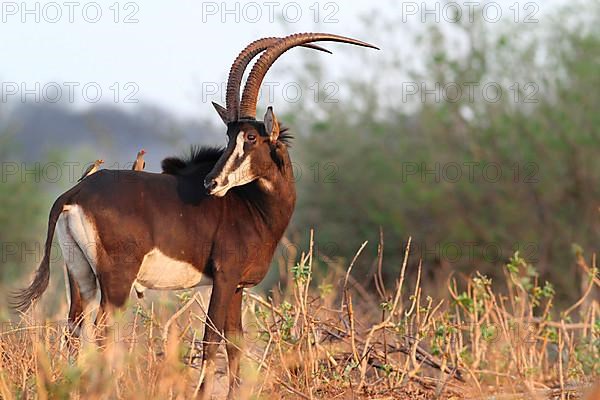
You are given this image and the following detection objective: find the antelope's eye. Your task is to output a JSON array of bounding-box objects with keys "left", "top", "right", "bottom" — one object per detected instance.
[{"left": 246, "top": 133, "right": 257, "bottom": 142}]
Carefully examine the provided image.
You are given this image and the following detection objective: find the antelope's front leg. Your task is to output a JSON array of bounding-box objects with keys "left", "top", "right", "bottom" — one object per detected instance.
[
  {"left": 225, "top": 289, "right": 244, "bottom": 399},
  {"left": 199, "top": 269, "right": 238, "bottom": 400}
]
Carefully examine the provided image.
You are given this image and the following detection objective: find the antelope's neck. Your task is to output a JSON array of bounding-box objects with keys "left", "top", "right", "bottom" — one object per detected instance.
[{"left": 256, "top": 158, "right": 296, "bottom": 234}]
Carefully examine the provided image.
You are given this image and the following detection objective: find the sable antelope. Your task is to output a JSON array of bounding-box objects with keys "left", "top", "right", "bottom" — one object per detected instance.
[
  {"left": 12, "top": 33, "right": 377, "bottom": 399},
  {"left": 132, "top": 149, "right": 146, "bottom": 171},
  {"left": 77, "top": 159, "right": 104, "bottom": 182}
]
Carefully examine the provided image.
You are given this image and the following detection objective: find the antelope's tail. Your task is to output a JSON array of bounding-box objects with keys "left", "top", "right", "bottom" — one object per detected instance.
[{"left": 10, "top": 193, "right": 69, "bottom": 313}]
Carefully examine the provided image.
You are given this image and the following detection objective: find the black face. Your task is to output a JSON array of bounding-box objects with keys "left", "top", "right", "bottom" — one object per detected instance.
[{"left": 204, "top": 121, "right": 275, "bottom": 197}]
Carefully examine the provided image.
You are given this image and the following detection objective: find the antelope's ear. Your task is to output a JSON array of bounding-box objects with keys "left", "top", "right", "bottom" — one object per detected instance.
[
  {"left": 212, "top": 102, "right": 229, "bottom": 125},
  {"left": 264, "top": 106, "right": 280, "bottom": 143}
]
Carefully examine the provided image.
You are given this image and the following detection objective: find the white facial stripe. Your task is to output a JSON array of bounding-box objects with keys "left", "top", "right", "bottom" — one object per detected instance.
[
  {"left": 220, "top": 131, "right": 245, "bottom": 177},
  {"left": 211, "top": 130, "right": 262, "bottom": 196},
  {"left": 226, "top": 154, "right": 255, "bottom": 186},
  {"left": 212, "top": 153, "right": 257, "bottom": 197},
  {"left": 234, "top": 131, "right": 245, "bottom": 156}
]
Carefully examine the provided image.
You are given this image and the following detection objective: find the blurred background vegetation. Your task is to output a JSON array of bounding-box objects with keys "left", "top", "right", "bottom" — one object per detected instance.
[
  {"left": 1, "top": 2, "right": 598, "bottom": 308},
  {"left": 289, "top": 2, "right": 600, "bottom": 305}
]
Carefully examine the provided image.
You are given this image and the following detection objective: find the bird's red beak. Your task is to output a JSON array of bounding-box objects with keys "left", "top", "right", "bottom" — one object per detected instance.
[{"left": 141, "top": 149, "right": 146, "bottom": 155}]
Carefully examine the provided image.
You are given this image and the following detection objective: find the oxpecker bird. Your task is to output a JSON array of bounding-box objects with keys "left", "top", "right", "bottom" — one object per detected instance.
[
  {"left": 78, "top": 159, "right": 104, "bottom": 182},
  {"left": 132, "top": 149, "right": 146, "bottom": 171}
]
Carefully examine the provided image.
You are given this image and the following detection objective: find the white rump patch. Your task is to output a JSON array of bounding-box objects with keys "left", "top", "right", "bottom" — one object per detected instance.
[
  {"left": 57, "top": 205, "right": 99, "bottom": 272},
  {"left": 56, "top": 205, "right": 101, "bottom": 321},
  {"left": 56, "top": 205, "right": 100, "bottom": 296},
  {"left": 135, "top": 248, "right": 212, "bottom": 291}
]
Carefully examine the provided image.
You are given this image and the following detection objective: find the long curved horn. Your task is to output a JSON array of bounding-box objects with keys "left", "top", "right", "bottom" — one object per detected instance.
[
  {"left": 239, "top": 33, "right": 379, "bottom": 119},
  {"left": 223, "top": 38, "right": 332, "bottom": 122}
]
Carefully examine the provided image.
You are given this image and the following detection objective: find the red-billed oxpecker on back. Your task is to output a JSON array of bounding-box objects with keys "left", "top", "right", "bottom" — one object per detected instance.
[
  {"left": 132, "top": 149, "right": 146, "bottom": 171},
  {"left": 11, "top": 33, "right": 378, "bottom": 400},
  {"left": 77, "top": 159, "right": 104, "bottom": 182}
]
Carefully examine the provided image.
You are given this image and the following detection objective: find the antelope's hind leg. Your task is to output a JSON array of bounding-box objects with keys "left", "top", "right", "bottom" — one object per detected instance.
[
  {"left": 92, "top": 249, "right": 140, "bottom": 343},
  {"left": 64, "top": 267, "right": 83, "bottom": 348},
  {"left": 94, "top": 248, "right": 139, "bottom": 311},
  {"left": 62, "top": 250, "right": 99, "bottom": 346},
  {"left": 57, "top": 212, "right": 101, "bottom": 345}
]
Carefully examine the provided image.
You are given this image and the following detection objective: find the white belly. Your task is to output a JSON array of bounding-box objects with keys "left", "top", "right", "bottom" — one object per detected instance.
[{"left": 135, "top": 248, "right": 212, "bottom": 291}]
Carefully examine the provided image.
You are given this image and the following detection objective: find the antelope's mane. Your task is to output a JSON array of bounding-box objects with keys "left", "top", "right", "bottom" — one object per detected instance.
[{"left": 161, "top": 146, "right": 224, "bottom": 176}]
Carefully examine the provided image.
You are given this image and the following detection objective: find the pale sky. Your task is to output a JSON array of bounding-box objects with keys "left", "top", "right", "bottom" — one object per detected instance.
[{"left": 0, "top": 0, "right": 567, "bottom": 122}]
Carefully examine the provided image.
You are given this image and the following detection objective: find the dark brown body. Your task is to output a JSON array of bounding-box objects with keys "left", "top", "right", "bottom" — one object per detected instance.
[{"left": 65, "top": 163, "right": 294, "bottom": 308}]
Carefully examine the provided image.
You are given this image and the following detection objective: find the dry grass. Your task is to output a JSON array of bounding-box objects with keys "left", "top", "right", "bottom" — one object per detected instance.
[{"left": 1, "top": 234, "right": 599, "bottom": 399}]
